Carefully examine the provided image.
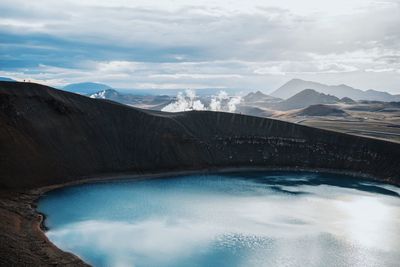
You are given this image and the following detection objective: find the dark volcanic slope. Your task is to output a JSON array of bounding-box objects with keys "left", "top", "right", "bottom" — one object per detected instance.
[
  {"left": 296, "top": 104, "right": 348, "bottom": 117},
  {"left": 1, "top": 81, "right": 400, "bottom": 188},
  {"left": 1, "top": 81, "right": 400, "bottom": 266}
]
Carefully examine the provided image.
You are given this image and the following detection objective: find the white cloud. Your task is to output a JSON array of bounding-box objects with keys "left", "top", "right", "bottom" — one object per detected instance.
[
  {"left": 365, "top": 68, "right": 397, "bottom": 73},
  {"left": 0, "top": 0, "right": 399, "bottom": 93},
  {"left": 149, "top": 74, "right": 242, "bottom": 79},
  {"left": 95, "top": 61, "right": 139, "bottom": 73},
  {"left": 254, "top": 66, "right": 286, "bottom": 76}
]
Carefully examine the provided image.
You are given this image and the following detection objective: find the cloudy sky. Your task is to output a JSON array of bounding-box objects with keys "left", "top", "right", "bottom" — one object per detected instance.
[{"left": 0, "top": 0, "right": 399, "bottom": 93}]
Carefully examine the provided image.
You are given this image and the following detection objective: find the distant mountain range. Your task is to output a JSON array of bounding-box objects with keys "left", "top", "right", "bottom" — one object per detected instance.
[
  {"left": 0, "top": 77, "right": 16, "bottom": 82},
  {"left": 1, "top": 78, "right": 398, "bottom": 103},
  {"left": 295, "top": 104, "right": 348, "bottom": 117},
  {"left": 62, "top": 82, "right": 244, "bottom": 96},
  {"left": 274, "top": 89, "right": 340, "bottom": 111},
  {"left": 63, "top": 82, "right": 112, "bottom": 95},
  {"left": 5, "top": 78, "right": 397, "bottom": 113},
  {"left": 242, "top": 89, "right": 352, "bottom": 111},
  {"left": 243, "top": 91, "right": 281, "bottom": 103},
  {"left": 89, "top": 88, "right": 125, "bottom": 100},
  {"left": 61, "top": 79, "right": 399, "bottom": 102},
  {"left": 271, "top": 79, "right": 400, "bottom": 101},
  {"left": 89, "top": 89, "right": 173, "bottom": 110}
]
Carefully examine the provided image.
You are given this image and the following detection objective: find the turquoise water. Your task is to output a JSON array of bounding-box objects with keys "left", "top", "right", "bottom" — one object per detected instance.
[{"left": 38, "top": 172, "right": 400, "bottom": 267}]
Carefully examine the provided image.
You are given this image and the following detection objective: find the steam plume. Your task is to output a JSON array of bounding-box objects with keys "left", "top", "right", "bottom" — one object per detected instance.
[{"left": 162, "top": 89, "right": 241, "bottom": 113}]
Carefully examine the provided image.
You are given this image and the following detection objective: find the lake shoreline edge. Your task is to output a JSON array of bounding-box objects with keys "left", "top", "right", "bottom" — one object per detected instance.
[{"left": 1, "top": 166, "right": 399, "bottom": 266}]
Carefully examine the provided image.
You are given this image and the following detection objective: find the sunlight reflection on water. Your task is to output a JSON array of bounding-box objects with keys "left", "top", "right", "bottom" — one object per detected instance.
[{"left": 38, "top": 172, "right": 400, "bottom": 267}]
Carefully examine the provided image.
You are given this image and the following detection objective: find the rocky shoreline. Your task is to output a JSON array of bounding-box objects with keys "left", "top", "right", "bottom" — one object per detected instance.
[
  {"left": 0, "top": 167, "right": 398, "bottom": 266},
  {"left": 0, "top": 189, "right": 89, "bottom": 266}
]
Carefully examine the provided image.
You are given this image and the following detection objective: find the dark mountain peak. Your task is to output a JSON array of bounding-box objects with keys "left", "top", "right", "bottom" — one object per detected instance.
[
  {"left": 297, "top": 104, "right": 348, "bottom": 117},
  {"left": 296, "top": 88, "right": 318, "bottom": 94},
  {"left": 243, "top": 90, "right": 280, "bottom": 104},
  {"left": 271, "top": 79, "right": 327, "bottom": 99},
  {"left": 291, "top": 88, "right": 337, "bottom": 99},
  {"left": 340, "top": 97, "right": 356, "bottom": 104},
  {"left": 275, "top": 89, "right": 339, "bottom": 111},
  {"left": 247, "top": 90, "right": 268, "bottom": 96}
]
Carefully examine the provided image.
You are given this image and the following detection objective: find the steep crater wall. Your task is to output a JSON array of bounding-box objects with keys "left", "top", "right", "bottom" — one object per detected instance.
[{"left": 0, "top": 81, "right": 399, "bottom": 189}]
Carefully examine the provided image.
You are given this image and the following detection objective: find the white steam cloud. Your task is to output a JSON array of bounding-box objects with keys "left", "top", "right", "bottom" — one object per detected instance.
[
  {"left": 162, "top": 89, "right": 242, "bottom": 113},
  {"left": 162, "top": 89, "right": 206, "bottom": 112}
]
